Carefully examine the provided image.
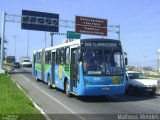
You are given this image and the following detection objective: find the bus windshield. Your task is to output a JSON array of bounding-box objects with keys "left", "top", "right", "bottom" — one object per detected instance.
[{"left": 82, "top": 49, "right": 123, "bottom": 75}]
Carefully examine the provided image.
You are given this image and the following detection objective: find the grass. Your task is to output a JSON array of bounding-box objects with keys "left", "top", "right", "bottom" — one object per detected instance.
[{"left": 0, "top": 74, "right": 45, "bottom": 120}]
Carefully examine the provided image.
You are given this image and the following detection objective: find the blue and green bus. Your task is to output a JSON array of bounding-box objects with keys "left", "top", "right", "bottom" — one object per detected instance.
[{"left": 32, "top": 38, "right": 127, "bottom": 97}]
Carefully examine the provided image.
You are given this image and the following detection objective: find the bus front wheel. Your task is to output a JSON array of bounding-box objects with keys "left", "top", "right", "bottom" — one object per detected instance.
[{"left": 127, "top": 86, "right": 135, "bottom": 96}]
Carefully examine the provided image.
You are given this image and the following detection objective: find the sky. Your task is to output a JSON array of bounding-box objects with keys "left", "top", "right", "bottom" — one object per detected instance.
[{"left": 0, "top": 0, "right": 160, "bottom": 68}]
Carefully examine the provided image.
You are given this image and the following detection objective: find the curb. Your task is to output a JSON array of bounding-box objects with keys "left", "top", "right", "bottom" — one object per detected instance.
[{"left": 10, "top": 77, "right": 51, "bottom": 120}]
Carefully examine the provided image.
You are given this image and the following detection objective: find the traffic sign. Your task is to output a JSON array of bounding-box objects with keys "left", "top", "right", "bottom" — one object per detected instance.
[
  {"left": 75, "top": 16, "right": 107, "bottom": 36},
  {"left": 67, "top": 31, "right": 81, "bottom": 39},
  {"left": 21, "top": 10, "right": 59, "bottom": 32}
]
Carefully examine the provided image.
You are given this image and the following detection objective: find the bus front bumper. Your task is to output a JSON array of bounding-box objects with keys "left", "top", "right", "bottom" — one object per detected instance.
[{"left": 78, "top": 85, "right": 125, "bottom": 96}]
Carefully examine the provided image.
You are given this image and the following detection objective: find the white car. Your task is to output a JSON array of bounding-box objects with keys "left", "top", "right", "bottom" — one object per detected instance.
[
  {"left": 126, "top": 71, "right": 157, "bottom": 95},
  {"left": 21, "top": 59, "right": 32, "bottom": 67}
]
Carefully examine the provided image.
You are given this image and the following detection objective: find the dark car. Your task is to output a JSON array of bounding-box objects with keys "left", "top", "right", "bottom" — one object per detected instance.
[{"left": 13, "top": 62, "right": 20, "bottom": 68}]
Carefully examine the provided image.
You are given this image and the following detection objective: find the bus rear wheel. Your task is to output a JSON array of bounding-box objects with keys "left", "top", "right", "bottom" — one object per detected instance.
[
  {"left": 47, "top": 75, "right": 52, "bottom": 89},
  {"left": 65, "top": 81, "right": 71, "bottom": 97},
  {"left": 36, "top": 71, "right": 40, "bottom": 82}
]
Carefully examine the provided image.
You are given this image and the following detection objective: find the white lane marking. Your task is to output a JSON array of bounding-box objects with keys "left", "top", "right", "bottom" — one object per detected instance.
[
  {"left": 19, "top": 73, "right": 86, "bottom": 120},
  {"left": 11, "top": 77, "right": 51, "bottom": 120},
  {"left": 14, "top": 69, "right": 30, "bottom": 82},
  {"left": 20, "top": 74, "right": 30, "bottom": 82}
]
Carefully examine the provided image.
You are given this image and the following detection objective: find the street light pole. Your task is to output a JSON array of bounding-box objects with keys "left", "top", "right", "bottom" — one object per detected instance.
[
  {"left": 13, "top": 36, "right": 18, "bottom": 57},
  {"left": 158, "top": 49, "right": 160, "bottom": 73},
  {"left": 117, "top": 25, "right": 120, "bottom": 41},
  {"left": 142, "top": 56, "right": 146, "bottom": 73},
  {"left": 27, "top": 30, "right": 29, "bottom": 57}
]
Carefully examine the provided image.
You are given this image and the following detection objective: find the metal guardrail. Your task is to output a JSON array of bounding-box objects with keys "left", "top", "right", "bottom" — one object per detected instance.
[
  {"left": 3, "top": 63, "right": 14, "bottom": 73},
  {"left": 157, "top": 80, "right": 160, "bottom": 93},
  {"left": 148, "top": 77, "right": 160, "bottom": 93}
]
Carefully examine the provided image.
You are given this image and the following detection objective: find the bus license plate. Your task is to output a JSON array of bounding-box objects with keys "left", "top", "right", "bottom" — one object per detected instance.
[
  {"left": 102, "top": 87, "right": 109, "bottom": 90},
  {"left": 146, "top": 89, "right": 152, "bottom": 92}
]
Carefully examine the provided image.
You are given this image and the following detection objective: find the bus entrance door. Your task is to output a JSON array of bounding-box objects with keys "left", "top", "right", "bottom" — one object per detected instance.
[
  {"left": 70, "top": 48, "right": 79, "bottom": 93},
  {"left": 41, "top": 49, "right": 45, "bottom": 81},
  {"left": 51, "top": 51, "right": 56, "bottom": 87},
  {"left": 32, "top": 53, "right": 36, "bottom": 76}
]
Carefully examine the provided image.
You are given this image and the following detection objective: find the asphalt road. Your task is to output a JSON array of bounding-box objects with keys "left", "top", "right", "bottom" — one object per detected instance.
[{"left": 11, "top": 68, "right": 160, "bottom": 120}]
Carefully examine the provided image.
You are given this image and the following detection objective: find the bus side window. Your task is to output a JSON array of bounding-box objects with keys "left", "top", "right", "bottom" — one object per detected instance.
[
  {"left": 39, "top": 52, "right": 41, "bottom": 63},
  {"left": 65, "top": 47, "right": 70, "bottom": 64},
  {"left": 56, "top": 49, "right": 60, "bottom": 64},
  {"left": 36, "top": 53, "right": 38, "bottom": 63},
  {"left": 45, "top": 51, "right": 51, "bottom": 64},
  {"left": 61, "top": 48, "right": 65, "bottom": 65},
  {"left": 48, "top": 51, "right": 51, "bottom": 64},
  {"left": 36, "top": 52, "right": 41, "bottom": 63}
]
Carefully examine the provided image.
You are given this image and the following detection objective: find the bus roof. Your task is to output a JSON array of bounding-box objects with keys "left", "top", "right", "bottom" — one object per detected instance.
[{"left": 33, "top": 38, "right": 120, "bottom": 53}]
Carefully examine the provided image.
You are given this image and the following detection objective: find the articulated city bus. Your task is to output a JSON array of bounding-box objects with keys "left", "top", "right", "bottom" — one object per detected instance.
[{"left": 32, "top": 38, "right": 127, "bottom": 97}]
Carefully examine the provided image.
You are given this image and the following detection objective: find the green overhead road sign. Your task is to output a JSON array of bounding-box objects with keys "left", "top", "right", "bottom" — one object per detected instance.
[{"left": 67, "top": 31, "right": 81, "bottom": 39}]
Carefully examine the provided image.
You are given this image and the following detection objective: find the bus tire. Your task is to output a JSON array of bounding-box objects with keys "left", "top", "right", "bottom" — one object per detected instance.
[
  {"left": 149, "top": 92, "right": 155, "bottom": 96},
  {"left": 65, "top": 81, "right": 71, "bottom": 97},
  {"left": 36, "top": 71, "right": 40, "bottom": 82},
  {"left": 47, "top": 74, "right": 52, "bottom": 89},
  {"left": 127, "top": 86, "right": 135, "bottom": 96}
]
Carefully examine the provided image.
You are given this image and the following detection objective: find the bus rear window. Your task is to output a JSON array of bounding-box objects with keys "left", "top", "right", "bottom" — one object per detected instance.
[{"left": 23, "top": 60, "right": 30, "bottom": 62}]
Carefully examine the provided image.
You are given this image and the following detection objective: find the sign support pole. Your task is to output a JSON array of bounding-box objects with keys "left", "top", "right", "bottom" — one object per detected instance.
[
  {"left": 50, "top": 32, "right": 53, "bottom": 47},
  {"left": 115, "top": 25, "right": 120, "bottom": 40},
  {"left": 118, "top": 25, "right": 120, "bottom": 41},
  {"left": 27, "top": 30, "right": 29, "bottom": 57},
  {"left": 0, "top": 11, "right": 6, "bottom": 73}
]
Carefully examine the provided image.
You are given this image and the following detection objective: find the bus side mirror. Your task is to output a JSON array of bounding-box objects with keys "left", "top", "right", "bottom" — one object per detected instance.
[
  {"left": 124, "top": 52, "right": 128, "bottom": 65},
  {"left": 125, "top": 58, "right": 128, "bottom": 65},
  {"left": 126, "top": 74, "right": 128, "bottom": 81}
]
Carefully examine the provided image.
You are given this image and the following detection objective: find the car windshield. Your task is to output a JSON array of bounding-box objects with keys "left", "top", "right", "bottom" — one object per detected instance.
[
  {"left": 14, "top": 62, "right": 20, "bottom": 65},
  {"left": 82, "top": 49, "right": 124, "bottom": 75},
  {"left": 128, "top": 73, "right": 147, "bottom": 79}
]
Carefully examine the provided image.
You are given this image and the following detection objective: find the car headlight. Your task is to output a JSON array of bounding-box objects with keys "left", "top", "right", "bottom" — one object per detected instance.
[
  {"left": 152, "top": 84, "right": 157, "bottom": 87},
  {"left": 135, "top": 84, "right": 144, "bottom": 87}
]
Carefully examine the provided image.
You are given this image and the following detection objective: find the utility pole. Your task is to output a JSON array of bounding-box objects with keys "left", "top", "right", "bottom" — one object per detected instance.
[
  {"left": 50, "top": 32, "right": 53, "bottom": 47},
  {"left": 45, "top": 31, "right": 46, "bottom": 48},
  {"left": 142, "top": 56, "right": 146, "bottom": 73},
  {"left": 27, "top": 30, "right": 29, "bottom": 57},
  {"left": 0, "top": 11, "right": 6, "bottom": 73},
  {"left": 158, "top": 49, "right": 160, "bottom": 73}
]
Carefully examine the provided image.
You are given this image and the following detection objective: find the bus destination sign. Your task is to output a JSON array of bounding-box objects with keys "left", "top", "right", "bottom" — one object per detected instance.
[
  {"left": 76, "top": 16, "right": 107, "bottom": 36},
  {"left": 82, "top": 42, "right": 118, "bottom": 48}
]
